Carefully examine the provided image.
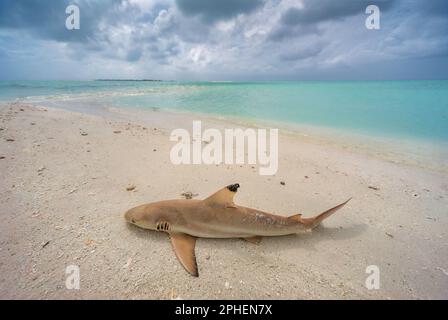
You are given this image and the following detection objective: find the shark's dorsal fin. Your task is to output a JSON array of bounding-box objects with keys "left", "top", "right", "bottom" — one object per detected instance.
[
  {"left": 204, "top": 183, "right": 240, "bottom": 207},
  {"left": 170, "top": 232, "right": 198, "bottom": 277}
]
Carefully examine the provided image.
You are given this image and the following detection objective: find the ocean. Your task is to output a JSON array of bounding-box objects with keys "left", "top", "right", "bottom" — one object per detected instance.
[{"left": 1, "top": 80, "right": 447, "bottom": 143}]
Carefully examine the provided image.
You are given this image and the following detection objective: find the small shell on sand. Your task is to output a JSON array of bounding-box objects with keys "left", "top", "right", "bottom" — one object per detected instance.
[{"left": 181, "top": 191, "right": 198, "bottom": 199}]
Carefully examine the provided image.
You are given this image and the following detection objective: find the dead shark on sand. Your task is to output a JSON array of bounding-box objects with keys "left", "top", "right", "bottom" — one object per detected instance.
[{"left": 124, "top": 183, "right": 351, "bottom": 277}]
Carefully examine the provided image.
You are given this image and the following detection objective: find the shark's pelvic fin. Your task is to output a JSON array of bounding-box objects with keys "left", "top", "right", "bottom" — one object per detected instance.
[
  {"left": 243, "top": 236, "right": 263, "bottom": 245},
  {"left": 170, "top": 232, "right": 198, "bottom": 277},
  {"left": 293, "top": 198, "right": 352, "bottom": 229},
  {"left": 204, "top": 183, "right": 240, "bottom": 207}
]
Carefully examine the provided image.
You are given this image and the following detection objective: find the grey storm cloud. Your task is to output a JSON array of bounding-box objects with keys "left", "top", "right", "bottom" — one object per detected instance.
[
  {"left": 0, "top": 0, "right": 178, "bottom": 63},
  {"left": 419, "top": 0, "right": 448, "bottom": 17},
  {"left": 175, "top": 0, "right": 264, "bottom": 23},
  {"left": 269, "top": 0, "right": 398, "bottom": 41},
  {"left": 280, "top": 0, "right": 396, "bottom": 27},
  {"left": 126, "top": 47, "right": 143, "bottom": 62},
  {"left": 148, "top": 40, "right": 181, "bottom": 63},
  {"left": 0, "top": 0, "right": 123, "bottom": 43},
  {"left": 279, "top": 44, "right": 324, "bottom": 61},
  {"left": 0, "top": 0, "right": 447, "bottom": 80}
]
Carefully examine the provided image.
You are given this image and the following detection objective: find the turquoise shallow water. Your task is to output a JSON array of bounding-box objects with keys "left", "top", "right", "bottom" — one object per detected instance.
[{"left": 1, "top": 80, "right": 447, "bottom": 142}]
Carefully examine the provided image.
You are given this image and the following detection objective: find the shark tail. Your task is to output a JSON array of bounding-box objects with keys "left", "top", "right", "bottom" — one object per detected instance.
[{"left": 291, "top": 198, "right": 352, "bottom": 229}]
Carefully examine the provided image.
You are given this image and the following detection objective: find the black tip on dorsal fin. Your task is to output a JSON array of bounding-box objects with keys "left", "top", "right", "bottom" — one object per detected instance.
[{"left": 226, "top": 183, "right": 240, "bottom": 192}]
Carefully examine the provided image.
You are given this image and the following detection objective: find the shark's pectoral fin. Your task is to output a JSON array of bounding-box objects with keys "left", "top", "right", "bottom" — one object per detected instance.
[
  {"left": 243, "top": 236, "right": 263, "bottom": 245},
  {"left": 169, "top": 232, "right": 199, "bottom": 277},
  {"left": 204, "top": 183, "right": 240, "bottom": 207}
]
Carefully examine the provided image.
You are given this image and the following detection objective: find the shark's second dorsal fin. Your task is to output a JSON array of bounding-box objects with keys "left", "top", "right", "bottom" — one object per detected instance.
[
  {"left": 204, "top": 183, "right": 240, "bottom": 207},
  {"left": 288, "top": 213, "right": 302, "bottom": 222}
]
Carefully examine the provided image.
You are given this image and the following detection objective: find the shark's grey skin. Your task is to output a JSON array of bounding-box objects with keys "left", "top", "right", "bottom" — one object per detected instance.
[{"left": 125, "top": 183, "right": 351, "bottom": 276}]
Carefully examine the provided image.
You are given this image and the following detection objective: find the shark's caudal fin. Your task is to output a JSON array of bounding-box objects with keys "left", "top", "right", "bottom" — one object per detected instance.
[{"left": 290, "top": 198, "right": 352, "bottom": 229}]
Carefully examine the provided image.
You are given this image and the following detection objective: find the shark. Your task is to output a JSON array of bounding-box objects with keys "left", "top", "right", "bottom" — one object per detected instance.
[{"left": 124, "top": 183, "right": 351, "bottom": 277}]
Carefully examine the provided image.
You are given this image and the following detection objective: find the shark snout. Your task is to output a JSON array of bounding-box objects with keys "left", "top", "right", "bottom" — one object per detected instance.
[
  {"left": 124, "top": 209, "right": 136, "bottom": 224},
  {"left": 124, "top": 202, "right": 168, "bottom": 230}
]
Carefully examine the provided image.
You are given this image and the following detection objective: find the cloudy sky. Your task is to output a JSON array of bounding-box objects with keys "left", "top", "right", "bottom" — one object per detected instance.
[{"left": 0, "top": 0, "right": 447, "bottom": 80}]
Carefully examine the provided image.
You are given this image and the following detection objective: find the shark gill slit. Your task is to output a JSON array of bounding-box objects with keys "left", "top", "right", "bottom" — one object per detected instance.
[{"left": 156, "top": 220, "right": 170, "bottom": 232}]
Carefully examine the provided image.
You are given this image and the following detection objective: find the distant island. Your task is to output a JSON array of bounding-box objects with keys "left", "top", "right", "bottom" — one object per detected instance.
[{"left": 95, "top": 79, "right": 167, "bottom": 82}]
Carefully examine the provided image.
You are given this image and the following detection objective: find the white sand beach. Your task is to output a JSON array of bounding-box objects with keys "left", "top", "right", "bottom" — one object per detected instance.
[{"left": 0, "top": 102, "right": 447, "bottom": 299}]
